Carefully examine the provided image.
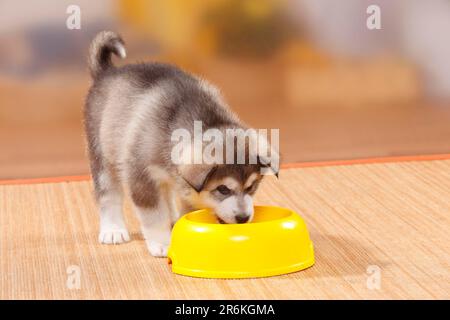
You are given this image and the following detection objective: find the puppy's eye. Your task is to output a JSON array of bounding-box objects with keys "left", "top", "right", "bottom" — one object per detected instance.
[
  {"left": 245, "top": 181, "right": 258, "bottom": 193},
  {"left": 216, "top": 185, "right": 231, "bottom": 195}
]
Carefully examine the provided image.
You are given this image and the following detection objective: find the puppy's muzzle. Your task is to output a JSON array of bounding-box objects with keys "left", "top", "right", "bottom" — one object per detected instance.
[{"left": 217, "top": 214, "right": 252, "bottom": 224}]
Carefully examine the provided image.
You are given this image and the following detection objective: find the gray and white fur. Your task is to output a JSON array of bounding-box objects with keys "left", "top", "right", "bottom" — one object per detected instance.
[{"left": 84, "top": 31, "right": 277, "bottom": 257}]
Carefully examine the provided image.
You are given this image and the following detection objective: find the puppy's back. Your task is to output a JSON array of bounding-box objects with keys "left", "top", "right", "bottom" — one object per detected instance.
[{"left": 84, "top": 31, "right": 242, "bottom": 182}]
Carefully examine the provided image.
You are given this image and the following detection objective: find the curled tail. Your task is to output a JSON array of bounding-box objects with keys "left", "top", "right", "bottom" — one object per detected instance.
[{"left": 88, "top": 31, "right": 126, "bottom": 78}]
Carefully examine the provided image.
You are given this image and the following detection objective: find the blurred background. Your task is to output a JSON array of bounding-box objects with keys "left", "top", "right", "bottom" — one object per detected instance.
[{"left": 1, "top": 0, "right": 450, "bottom": 179}]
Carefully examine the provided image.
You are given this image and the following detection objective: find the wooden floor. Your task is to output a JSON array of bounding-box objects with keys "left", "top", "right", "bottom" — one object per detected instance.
[{"left": 1, "top": 157, "right": 450, "bottom": 299}]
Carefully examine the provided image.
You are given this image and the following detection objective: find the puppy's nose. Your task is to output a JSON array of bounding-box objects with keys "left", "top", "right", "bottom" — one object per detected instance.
[{"left": 235, "top": 214, "right": 250, "bottom": 224}]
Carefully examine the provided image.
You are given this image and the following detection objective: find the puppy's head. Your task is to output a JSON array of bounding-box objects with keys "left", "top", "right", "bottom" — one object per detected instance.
[
  {"left": 182, "top": 164, "right": 263, "bottom": 223},
  {"left": 175, "top": 124, "right": 279, "bottom": 223}
]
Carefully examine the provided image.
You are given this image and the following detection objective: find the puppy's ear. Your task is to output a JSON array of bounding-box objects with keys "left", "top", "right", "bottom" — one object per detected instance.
[
  {"left": 179, "top": 164, "right": 218, "bottom": 192},
  {"left": 257, "top": 154, "right": 280, "bottom": 178},
  {"left": 249, "top": 133, "right": 280, "bottom": 178}
]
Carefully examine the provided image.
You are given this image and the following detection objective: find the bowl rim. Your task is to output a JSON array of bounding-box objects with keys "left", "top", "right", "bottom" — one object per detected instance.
[{"left": 181, "top": 205, "right": 298, "bottom": 227}]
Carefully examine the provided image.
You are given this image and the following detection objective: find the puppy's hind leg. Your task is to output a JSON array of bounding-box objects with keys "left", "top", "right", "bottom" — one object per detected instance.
[
  {"left": 93, "top": 166, "right": 130, "bottom": 244},
  {"left": 129, "top": 171, "right": 172, "bottom": 257}
]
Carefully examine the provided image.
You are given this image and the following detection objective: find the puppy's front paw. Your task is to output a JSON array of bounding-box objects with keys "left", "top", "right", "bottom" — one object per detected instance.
[
  {"left": 146, "top": 240, "right": 169, "bottom": 257},
  {"left": 99, "top": 228, "right": 130, "bottom": 244}
]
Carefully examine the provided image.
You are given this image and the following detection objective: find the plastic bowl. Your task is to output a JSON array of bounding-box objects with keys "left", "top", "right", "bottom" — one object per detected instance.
[{"left": 168, "top": 206, "right": 314, "bottom": 279}]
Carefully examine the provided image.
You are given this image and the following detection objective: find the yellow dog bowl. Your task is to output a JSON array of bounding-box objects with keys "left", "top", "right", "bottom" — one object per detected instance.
[{"left": 168, "top": 206, "right": 314, "bottom": 279}]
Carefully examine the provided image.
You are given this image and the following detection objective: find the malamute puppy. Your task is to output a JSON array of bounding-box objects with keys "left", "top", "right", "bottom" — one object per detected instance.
[{"left": 84, "top": 31, "right": 278, "bottom": 257}]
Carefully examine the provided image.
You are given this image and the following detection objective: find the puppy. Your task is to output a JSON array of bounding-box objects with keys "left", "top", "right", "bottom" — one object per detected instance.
[{"left": 84, "top": 31, "right": 278, "bottom": 257}]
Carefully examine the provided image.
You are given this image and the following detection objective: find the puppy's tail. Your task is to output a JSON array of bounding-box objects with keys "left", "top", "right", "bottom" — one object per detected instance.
[{"left": 88, "top": 31, "right": 126, "bottom": 78}]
